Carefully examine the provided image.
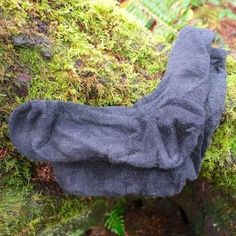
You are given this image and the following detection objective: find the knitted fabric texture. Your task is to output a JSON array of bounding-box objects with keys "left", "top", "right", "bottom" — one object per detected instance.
[{"left": 9, "top": 26, "right": 227, "bottom": 196}]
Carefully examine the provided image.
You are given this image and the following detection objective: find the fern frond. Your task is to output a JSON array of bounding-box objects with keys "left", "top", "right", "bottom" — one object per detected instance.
[{"left": 104, "top": 206, "right": 125, "bottom": 236}]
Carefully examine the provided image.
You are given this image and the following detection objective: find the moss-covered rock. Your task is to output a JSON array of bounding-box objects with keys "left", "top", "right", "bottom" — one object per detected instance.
[
  {"left": 202, "top": 56, "right": 236, "bottom": 192},
  {"left": 0, "top": 0, "right": 235, "bottom": 235}
]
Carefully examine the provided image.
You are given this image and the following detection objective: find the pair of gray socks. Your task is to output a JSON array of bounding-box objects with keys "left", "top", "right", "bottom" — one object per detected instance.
[{"left": 9, "top": 26, "right": 227, "bottom": 196}]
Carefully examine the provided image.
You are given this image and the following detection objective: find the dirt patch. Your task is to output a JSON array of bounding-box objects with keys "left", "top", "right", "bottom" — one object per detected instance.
[
  {"left": 86, "top": 227, "right": 116, "bottom": 236},
  {"left": 124, "top": 199, "right": 191, "bottom": 236},
  {"left": 227, "top": 3, "right": 236, "bottom": 14},
  {"left": 219, "top": 19, "right": 236, "bottom": 49},
  {"left": 0, "top": 147, "right": 8, "bottom": 159},
  {"left": 32, "top": 162, "right": 56, "bottom": 182},
  {"left": 31, "top": 162, "right": 63, "bottom": 196},
  {"left": 87, "top": 199, "right": 191, "bottom": 236}
]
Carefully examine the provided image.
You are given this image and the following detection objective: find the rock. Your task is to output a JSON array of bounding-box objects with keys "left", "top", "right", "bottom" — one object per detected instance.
[
  {"left": 38, "top": 200, "right": 112, "bottom": 236},
  {"left": 12, "top": 34, "right": 51, "bottom": 47},
  {"left": 75, "top": 59, "right": 83, "bottom": 67},
  {"left": 12, "top": 34, "right": 53, "bottom": 59},
  {"left": 34, "top": 36, "right": 51, "bottom": 46},
  {"left": 13, "top": 83, "right": 28, "bottom": 97},
  {"left": 120, "top": 74, "right": 127, "bottom": 84},
  {"left": 41, "top": 46, "right": 53, "bottom": 60},
  {"left": 173, "top": 180, "right": 236, "bottom": 236},
  {"left": 138, "top": 68, "right": 150, "bottom": 79},
  {"left": 82, "top": 71, "right": 95, "bottom": 78},
  {"left": 12, "top": 35, "right": 35, "bottom": 47},
  {"left": 35, "top": 19, "right": 49, "bottom": 34},
  {"left": 12, "top": 73, "right": 32, "bottom": 97},
  {"left": 28, "top": 14, "right": 49, "bottom": 34},
  {"left": 99, "top": 77, "right": 111, "bottom": 85},
  {"left": 17, "top": 73, "right": 32, "bottom": 82},
  {"left": 203, "top": 215, "right": 221, "bottom": 236},
  {"left": 155, "top": 43, "right": 166, "bottom": 52}
]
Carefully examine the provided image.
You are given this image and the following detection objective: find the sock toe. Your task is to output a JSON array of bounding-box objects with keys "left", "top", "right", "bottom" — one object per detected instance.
[
  {"left": 9, "top": 101, "right": 34, "bottom": 159},
  {"left": 9, "top": 100, "right": 60, "bottom": 161}
]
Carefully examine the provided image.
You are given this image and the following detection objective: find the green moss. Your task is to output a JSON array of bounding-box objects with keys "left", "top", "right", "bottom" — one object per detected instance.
[
  {"left": 0, "top": 182, "right": 99, "bottom": 235},
  {"left": 0, "top": 0, "right": 236, "bottom": 234},
  {"left": 202, "top": 56, "right": 236, "bottom": 192},
  {"left": 193, "top": 4, "right": 221, "bottom": 29},
  {"left": 17, "top": 47, "right": 46, "bottom": 75},
  {"left": 23, "top": 0, "right": 166, "bottom": 105}
]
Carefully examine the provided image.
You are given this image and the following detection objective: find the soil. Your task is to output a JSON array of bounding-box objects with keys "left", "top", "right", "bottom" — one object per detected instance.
[
  {"left": 227, "top": 2, "right": 236, "bottom": 14},
  {"left": 31, "top": 162, "right": 63, "bottom": 196},
  {"left": 32, "top": 163, "right": 56, "bottom": 182},
  {"left": 219, "top": 19, "right": 236, "bottom": 49},
  {"left": 124, "top": 199, "right": 191, "bottom": 236},
  {"left": 86, "top": 227, "right": 116, "bottom": 236},
  {"left": 86, "top": 199, "right": 191, "bottom": 236},
  {"left": 0, "top": 147, "right": 8, "bottom": 159}
]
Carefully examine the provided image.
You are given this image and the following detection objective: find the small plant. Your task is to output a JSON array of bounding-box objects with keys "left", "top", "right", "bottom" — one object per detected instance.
[{"left": 104, "top": 205, "right": 125, "bottom": 236}]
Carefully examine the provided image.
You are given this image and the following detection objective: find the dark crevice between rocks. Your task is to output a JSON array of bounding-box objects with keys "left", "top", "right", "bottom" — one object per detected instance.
[
  {"left": 85, "top": 179, "right": 235, "bottom": 236},
  {"left": 86, "top": 198, "right": 192, "bottom": 236}
]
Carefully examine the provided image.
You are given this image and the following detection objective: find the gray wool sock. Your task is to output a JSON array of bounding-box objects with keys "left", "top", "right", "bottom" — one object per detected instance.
[
  {"left": 9, "top": 26, "right": 227, "bottom": 196},
  {"left": 51, "top": 46, "right": 227, "bottom": 197}
]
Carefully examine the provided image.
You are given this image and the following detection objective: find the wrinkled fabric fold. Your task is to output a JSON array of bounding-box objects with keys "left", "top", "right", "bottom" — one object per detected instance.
[{"left": 9, "top": 26, "right": 227, "bottom": 196}]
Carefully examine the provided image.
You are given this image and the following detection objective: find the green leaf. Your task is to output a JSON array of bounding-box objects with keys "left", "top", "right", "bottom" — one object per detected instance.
[
  {"left": 219, "top": 9, "right": 236, "bottom": 20},
  {"left": 184, "top": 9, "right": 194, "bottom": 21},
  {"left": 104, "top": 206, "right": 125, "bottom": 236},
  {"left": 209, "top": 0, "right": 221, "bottom": 5}
]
